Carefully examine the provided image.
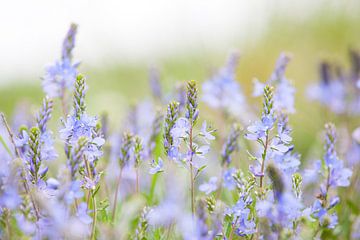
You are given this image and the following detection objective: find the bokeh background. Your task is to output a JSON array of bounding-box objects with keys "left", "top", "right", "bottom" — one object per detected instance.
[{"left": 1, "top": 0, "right": 360, "bottom": 163}]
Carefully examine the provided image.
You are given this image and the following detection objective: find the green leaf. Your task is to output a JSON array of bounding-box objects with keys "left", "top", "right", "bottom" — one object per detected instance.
[
  {"left": 0, "top": 134, "right": 12, "bottom": 156},
  {"left": 195, "top": 165, "right": 207, "bottom": 179}
]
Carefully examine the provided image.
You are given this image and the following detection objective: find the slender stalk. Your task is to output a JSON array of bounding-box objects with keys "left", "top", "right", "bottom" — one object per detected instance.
[
  {"left": 90, "top": 191, "right": 97, "bottom": 240},
  {"left": 84, "top": 159, "right": 97, "bottom": 240},
  {"left": 189, "top": 125, "right": 195, "bottom": 216},
  {"left": 136, "top": 167, "right": 139, "bottom": 194},
  {"left": 112, "top": 169, "right": 123, "bottom": 222},
  {"left": 259, "top": 132, "right": 269, "bottom": 191}
]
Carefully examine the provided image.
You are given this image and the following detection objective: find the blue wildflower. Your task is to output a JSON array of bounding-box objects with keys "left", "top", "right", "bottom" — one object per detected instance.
[
  {"left": 149, "top": 158, "right": 164, "bottom": 174},
  {"left": 253, "top": 53, "right": 295, "bottom": 114},
  {"left": 42, "top": 59, "right": 79, "bottom": 98},
  {"left": 64, "top": 180, "right": 84, "bottom": 205},
  {"left": 223, "top": 168, "right": 237, "bottom": 190},
  {"left": 76, "top": 202, "right": 93, "bottom": 225},
  {"left": 42, "top": 24, "right": 79, "bottom": 98},
  {"left": 226, "top": 197, "right": 256, "bottom": 237},
  {"left": 202, "top": 52, "right": 248, "bottom": 119},
  {"left": 199, "top": 177, "right": 218, "bottom": 195}
]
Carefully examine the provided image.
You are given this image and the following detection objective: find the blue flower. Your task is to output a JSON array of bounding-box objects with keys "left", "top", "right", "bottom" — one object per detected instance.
[
  {"left": 245, "top": 115, "right": 275, "bottom": 141},
  {"left": 42, "top": 59, "right": 79, "bottom": 98},
  {"left": 223, "top": 168, "right": 237, "bottom": 190},
  {"left": 40, "top": 131, "right": 58, "bottom": 161},
  {"left": 64, "top": 180, "right": 84, "bottom": 205},
  {"left": 199, "top": 177, "right": 218, "bottom": 195},
  {"left": 76, "top": 202, "right": 93, "bottom": 225},
  {"left": 226, "top": 198, "right": 256, "bottom": 237},
  {"left": 253, "top": 53, "right": 295, "bottom": 114},
  {"left": 311, "top": 200, "right": 338, "bottom": 229},
  {"left": 0, "top": 187, "right": 22, "bottom": 210},
  {"left": 60, "top": 114, "right": 97, "bottom": 144},
  {"left": 82, "top": 174, "right": 100, "bottom": 190},
  {"left": 170, "top": 117, "right": 190, "bottom": 146},
  {"left": 200, "top": 121, "right": 215, "bottom": 142},
  {"left": 149, "top": 158, "right": 164, "bottom": 174},
  {"left": 328, "top": 161, "right": 352, "bottom": 187},
  {"left": 202, "top": 52, "right": 247, "bottom": 119},
  {"left": 257, "top": 192, "right": 302, "bottom": 229}
]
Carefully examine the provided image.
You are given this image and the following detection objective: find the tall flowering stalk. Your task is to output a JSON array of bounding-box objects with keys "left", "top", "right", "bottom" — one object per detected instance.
[
  {"left": 246, "top": 85, "right": 275, "bottom": 194},
  {"left": 186, "top": 80, "right": 199, "bottom": 216},
  {"left": 310, "top": 123, "right": 352, "bottom": 234},
  {"left": 42, "top": 23, "right": 79, "bottom": 115},
  {"left": 166, "top": 80, "right": 214, "bottom": 216},
  {"left": 112, "top": 132, "right": 134, "bottom": 221},
  {"left": 60, "top": 74, "right": 104, "bottom": 239}
]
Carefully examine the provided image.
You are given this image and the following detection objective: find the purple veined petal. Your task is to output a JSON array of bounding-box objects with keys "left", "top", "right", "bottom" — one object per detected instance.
[
  {"left": 272, "top": 143, "right": 289, "bottom": 153},
  {"left": 200, "top": 121, "right": 215, "bottom": 141},
  {"left": 196, "top": 145, "right": 210, "bottom": 157},
  {"left": 92, "top": 137, "right": 105, "bottom": 146},
  {"left": 280, "top": 133, "right": 292, "bottom": 143}
]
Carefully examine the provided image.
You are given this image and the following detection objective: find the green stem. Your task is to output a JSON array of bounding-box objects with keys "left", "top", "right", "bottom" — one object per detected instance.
[{"left": 90, "top": 191, "right": 97, "bottom": 240}]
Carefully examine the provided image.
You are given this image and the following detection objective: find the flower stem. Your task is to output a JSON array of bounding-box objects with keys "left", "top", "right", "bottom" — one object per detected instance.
[
  {"left": 136, "top": 167, "right": 139, "bottom": 194},
  {"left": 112, "top": 169, "right": 123, "bottom": 222},
  {"left": 189, "top": 125, "right": 195, "bottom": 216},
  {"left": 259, "top": 131, "right": 269, "bottom": 192},
  {"left": 90, "top": 191, "right": 97, "bottom": 240}
]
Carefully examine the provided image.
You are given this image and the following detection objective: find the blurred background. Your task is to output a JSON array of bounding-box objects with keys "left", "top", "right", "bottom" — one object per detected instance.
[{"left": 1, "top": 0, "right": 360, "bottom": 161}]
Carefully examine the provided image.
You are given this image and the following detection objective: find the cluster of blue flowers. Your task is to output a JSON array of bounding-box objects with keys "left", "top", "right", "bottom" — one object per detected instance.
[
  {"left": 307, "top": 51, "right": 360, "bottom": 115},
  {"left": 0, "top": 23, "right": 358, "bottom": 240}
]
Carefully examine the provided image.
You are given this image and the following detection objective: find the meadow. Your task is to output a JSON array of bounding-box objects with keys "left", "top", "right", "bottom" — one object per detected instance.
[{"left": 1, "top": 5, "right": 360, "bottom": 239}]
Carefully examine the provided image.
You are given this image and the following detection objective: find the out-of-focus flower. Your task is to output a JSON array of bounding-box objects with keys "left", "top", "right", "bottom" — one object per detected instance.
[
  {"left": 42, "top": 24, "right": 79, "bottom": 98},
  {"left": 149, "top": 158, "right": 164, "bottom": 174},
  {"left": 199, "top": 177, "right": 218, "bottom": 195},
  {"left": 253, "top": 53, "right": 295, "bottom": 114},
  {"left": 202, "top": 52, "right": 250, "bottom": 121},
  {"left": 223, "top": 168, "right": 237, "bottom": 190}
]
